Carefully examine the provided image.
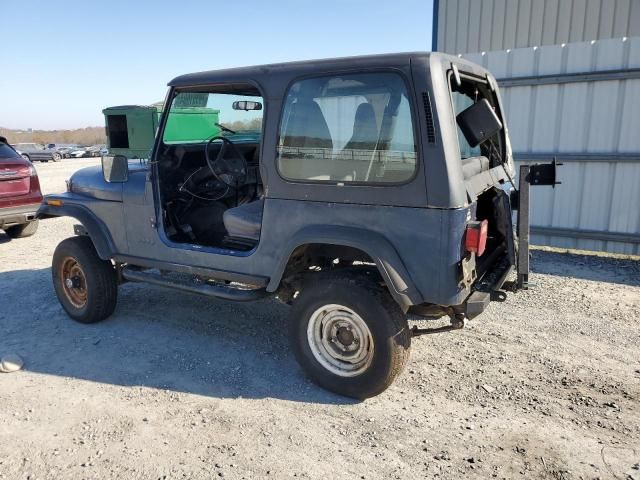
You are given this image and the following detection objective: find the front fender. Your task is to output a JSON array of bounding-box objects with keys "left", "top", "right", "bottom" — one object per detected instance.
[
  {"left": 267, "top": 224, "right": 422, "bottom": 310},
  {"left": 37, "top": 199, "right": 116, "bottom": 260}
]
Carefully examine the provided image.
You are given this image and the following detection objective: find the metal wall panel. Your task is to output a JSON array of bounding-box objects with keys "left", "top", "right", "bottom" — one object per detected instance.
[
  {"left": 462, "top": 37, "right": 640, "bottom": 254},
  {"left": 435, "top": 0, "right": 640, "bottom": 54}
]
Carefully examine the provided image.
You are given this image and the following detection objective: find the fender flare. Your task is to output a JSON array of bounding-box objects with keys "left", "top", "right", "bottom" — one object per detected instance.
[
  {"left": 37, "top": 203, "right": 116, "bottom": 260},
  {"left": 267, "top": 225, "right": 423, "bottom": 310}
]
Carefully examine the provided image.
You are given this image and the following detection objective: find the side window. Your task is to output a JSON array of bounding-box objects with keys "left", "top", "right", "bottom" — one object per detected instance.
[{"left": 277, "top": 72, "right": 417, "bottom": 184}]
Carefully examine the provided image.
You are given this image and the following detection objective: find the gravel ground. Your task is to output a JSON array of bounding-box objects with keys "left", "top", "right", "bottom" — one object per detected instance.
[{"left": 1, "top": 159, "right": 639, "bottom": 479}]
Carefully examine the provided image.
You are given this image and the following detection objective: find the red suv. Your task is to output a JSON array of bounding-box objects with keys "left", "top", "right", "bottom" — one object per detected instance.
[{"left": 0, "top": 137, "right": 43, "bottom": 238}]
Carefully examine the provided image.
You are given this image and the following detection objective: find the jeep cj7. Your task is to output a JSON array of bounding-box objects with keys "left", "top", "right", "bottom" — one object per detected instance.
[{"left": 38, "top": 53, "right": 559, "bottom": 399}]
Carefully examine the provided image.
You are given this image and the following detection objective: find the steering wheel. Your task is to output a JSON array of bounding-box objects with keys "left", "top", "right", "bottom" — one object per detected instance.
[{"left": 204, "top": 136, "right": 248, "bottom": 188}]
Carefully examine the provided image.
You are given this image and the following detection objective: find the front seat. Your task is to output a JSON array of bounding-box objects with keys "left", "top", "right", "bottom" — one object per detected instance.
[
  {"left": 282, "top": 99, "right": 333, "bottom": 149},
  {"left": 343, "top": 103, "right": 378, "bottom": 150},
  {"left": 223, "top": 198, "right": 264, "bottom": 242}
]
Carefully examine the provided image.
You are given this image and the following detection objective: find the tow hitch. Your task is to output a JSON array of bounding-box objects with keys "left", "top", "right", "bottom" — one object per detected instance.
[{"left": 511, "top": 158, "right": 562, "bottom": 290}]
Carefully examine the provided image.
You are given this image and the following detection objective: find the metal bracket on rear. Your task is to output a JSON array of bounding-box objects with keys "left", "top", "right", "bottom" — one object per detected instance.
[
  {"left": 515, "top": 157, "right": 562, "bottom": 290},
  {"left": 411, "top": 314, "right": 466, "bottom": 337}
]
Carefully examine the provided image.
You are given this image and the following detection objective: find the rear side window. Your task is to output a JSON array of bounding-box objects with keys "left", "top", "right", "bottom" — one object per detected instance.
[
  {"left": 0, "top": 143, "right": 20, "bottom": 159},
  {"left": 277, "top": 72, "right": 417, "bottom": 184}
]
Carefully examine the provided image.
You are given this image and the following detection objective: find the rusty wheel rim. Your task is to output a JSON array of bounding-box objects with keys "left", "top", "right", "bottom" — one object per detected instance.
[{"left": 60, "top": 256, "right": 88, "bottom": 308}]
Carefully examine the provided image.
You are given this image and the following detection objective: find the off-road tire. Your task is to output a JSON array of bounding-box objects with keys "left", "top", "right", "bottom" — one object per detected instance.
[
  {"left": 289, "top": 273, "right": 411, "bottom": 399},
  {"left": 5, "top": 220, "right": 39, "bottom": 238},
  {"left": 52, "top": 236, "right": 118, "bottom": 324}
]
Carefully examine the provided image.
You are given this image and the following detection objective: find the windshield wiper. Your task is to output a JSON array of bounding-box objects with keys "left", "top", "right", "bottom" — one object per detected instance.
[{"left": 215, "top": 122, "right": 237, "bottom": 135}]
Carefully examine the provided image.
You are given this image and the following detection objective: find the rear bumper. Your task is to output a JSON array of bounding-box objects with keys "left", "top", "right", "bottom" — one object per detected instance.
[
  {"left": 465, "top": 256, "right": 514, "bottom": 319},
  {"left": 0, "top": 203, "right": 40, "bottom": 228}
]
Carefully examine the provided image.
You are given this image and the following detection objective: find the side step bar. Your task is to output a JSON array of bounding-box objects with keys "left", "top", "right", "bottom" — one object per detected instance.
[{"left": 121, "top": 267, "right": 271, "bottom": 302}]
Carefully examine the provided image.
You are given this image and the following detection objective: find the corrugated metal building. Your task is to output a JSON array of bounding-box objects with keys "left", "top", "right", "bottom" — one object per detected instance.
[
  {"left": 433, "top": 0, "right": 640, "bottom": 254},
  {"left": 434, "top": 0, "right": 640, "bottom": 54}
]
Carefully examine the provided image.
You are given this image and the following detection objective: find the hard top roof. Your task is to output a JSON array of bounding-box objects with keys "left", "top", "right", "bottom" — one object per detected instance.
[{"left": 168, "top": 51, "right": 450, "bottom": 88}]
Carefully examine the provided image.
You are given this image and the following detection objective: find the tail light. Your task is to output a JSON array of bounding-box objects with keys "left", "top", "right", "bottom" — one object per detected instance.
[
  {"left": 465, "top": 219, "right": 488, "bottom": 256},
  {"left": 28, "top": 165, "right": 37, "bottom": 176}
]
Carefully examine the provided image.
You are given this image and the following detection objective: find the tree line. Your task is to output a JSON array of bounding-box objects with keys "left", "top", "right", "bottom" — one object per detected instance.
[{"left": 0, "top": 126, "right": 107, "bottom": 146}]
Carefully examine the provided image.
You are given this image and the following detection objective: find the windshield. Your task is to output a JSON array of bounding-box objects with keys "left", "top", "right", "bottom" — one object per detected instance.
[{"left": 162, "top": 91, "right": 263, "bottom": 144}]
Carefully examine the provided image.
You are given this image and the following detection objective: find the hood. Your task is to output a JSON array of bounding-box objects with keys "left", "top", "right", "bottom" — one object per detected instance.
[
  {"left": 68, "top": 165, "right": 123, "bottom": 202},
  {"left": 68, "top": 162, "right": 149, "bottom": 202}
]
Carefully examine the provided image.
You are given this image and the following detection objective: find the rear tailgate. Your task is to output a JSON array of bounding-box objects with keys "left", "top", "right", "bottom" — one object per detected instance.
[{"left": 0, "top": 161, "right": 32, "bottom": 198}]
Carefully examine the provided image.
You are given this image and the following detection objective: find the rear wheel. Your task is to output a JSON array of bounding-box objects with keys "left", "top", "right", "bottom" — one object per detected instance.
[
  {"left": 52, "top": 236, "right": 118, "bottom": 323},
  {"left": 289, "top": 273, "right": 411, "bottom": 399},
  {"left": 21, "top": 154, "right": 30, "bottom": 162},
  {"left": 52, "top": 152, "right": 62, "bottom": 162},
  {"left": 5, "top": 220, "right": 39, "bottom": 238}
]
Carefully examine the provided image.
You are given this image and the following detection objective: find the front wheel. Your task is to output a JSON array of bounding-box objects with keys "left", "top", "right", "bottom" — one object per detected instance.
[
  {"left": 52, "top": 152, "right": 62, "bottom": 162},
  {"left": 289, "top": 274, "right": 411, "bottom": 399},
  {"left": 52, "top": 236, "right": 118, "bottom": 323}
]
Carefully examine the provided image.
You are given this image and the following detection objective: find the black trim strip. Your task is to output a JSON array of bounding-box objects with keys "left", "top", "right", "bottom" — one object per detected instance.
[
  {"left": 514, "top": 152, "right": 640, "bottom": 164},
  {"left": 532, "top": 226, "right": 640, "bottom": 245},
  {"left": 498, "top": 68, "right": 640, "bottom": 87}
]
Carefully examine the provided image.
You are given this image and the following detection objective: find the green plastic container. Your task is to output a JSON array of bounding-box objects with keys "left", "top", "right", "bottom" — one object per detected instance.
[
  {"left": 103, "top": 105, "right": 221, "bottom": 158},
  {"left": 102, "top": 105, "right": 159, "bottom": 159},
  {"left": 162, "top": 107, "right": 220, "bottom": 144}
]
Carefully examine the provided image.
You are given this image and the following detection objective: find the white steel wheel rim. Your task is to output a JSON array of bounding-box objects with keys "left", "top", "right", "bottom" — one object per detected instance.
[{"left": 307, "top": 304, "right": 374, "bottom": 377}]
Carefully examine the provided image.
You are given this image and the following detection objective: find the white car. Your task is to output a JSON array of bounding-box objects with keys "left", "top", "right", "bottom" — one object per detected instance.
[{"left": 69, "top": 147, "right": 89, "bottom": 158}]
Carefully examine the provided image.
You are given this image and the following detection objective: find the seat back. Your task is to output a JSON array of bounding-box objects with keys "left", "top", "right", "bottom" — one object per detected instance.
[
  {"left": 281, "top": 99, "right": 333, "bottom": 150},
  {"left": 343, "top": 103, "right": 378, "bottom": 151},
  {"left": 279, "top": 99, "right": 335, "bottom": 180}
]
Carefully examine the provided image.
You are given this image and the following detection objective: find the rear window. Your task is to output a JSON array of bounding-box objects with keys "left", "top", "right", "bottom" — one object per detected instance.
[
  {"left": 449, "top": 73, "right": 504, "bottom": 165},
  {"left": 277, "top": 72, "right": 417, "bottom": 184},
  {"left": 0, "top": 143, "right": 20, "bottom": 159}
]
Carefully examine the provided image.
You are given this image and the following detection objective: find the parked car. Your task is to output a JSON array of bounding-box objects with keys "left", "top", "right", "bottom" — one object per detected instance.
[
  {"left": 13, "top": 142, "right": 62, "bottom": 162},
  {"left": 0, "top": 137, "right": 42, "bottom": 238},
  {"left": 13, "top": 148, "right": 25, "bottom": 159},
  {"left": 86, "top": 144, "right": 107, "bottom": 157},
  {"left": 69, "top": 146, "right": 89, "bottom": 158},
  {"left": 38, "top": 52, "right": 558, "bottom": 398},
  {"left": 56, "top": 146, "right": 77, "bottom": 158}
]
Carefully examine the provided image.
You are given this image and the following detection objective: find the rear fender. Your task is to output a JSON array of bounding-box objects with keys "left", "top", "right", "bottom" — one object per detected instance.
[{"left": 267, "top": 225, "right": 422, "bottom": 311}]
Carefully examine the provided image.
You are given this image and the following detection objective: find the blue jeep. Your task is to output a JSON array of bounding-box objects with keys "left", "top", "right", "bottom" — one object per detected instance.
[{"left": 38, "top": 52, "right": 555, "bottom": 398}]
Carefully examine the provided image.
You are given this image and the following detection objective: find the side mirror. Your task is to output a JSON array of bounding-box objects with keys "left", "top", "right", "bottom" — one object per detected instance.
[
  {"left": 232, "top": 100, "right": 262, "bottom": 111},
  {"left": 102, "top": 155, "right": 128, "bottom": 183},
  {"left": 456, "top": 98, "right": 503, "bottom": 147}
]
